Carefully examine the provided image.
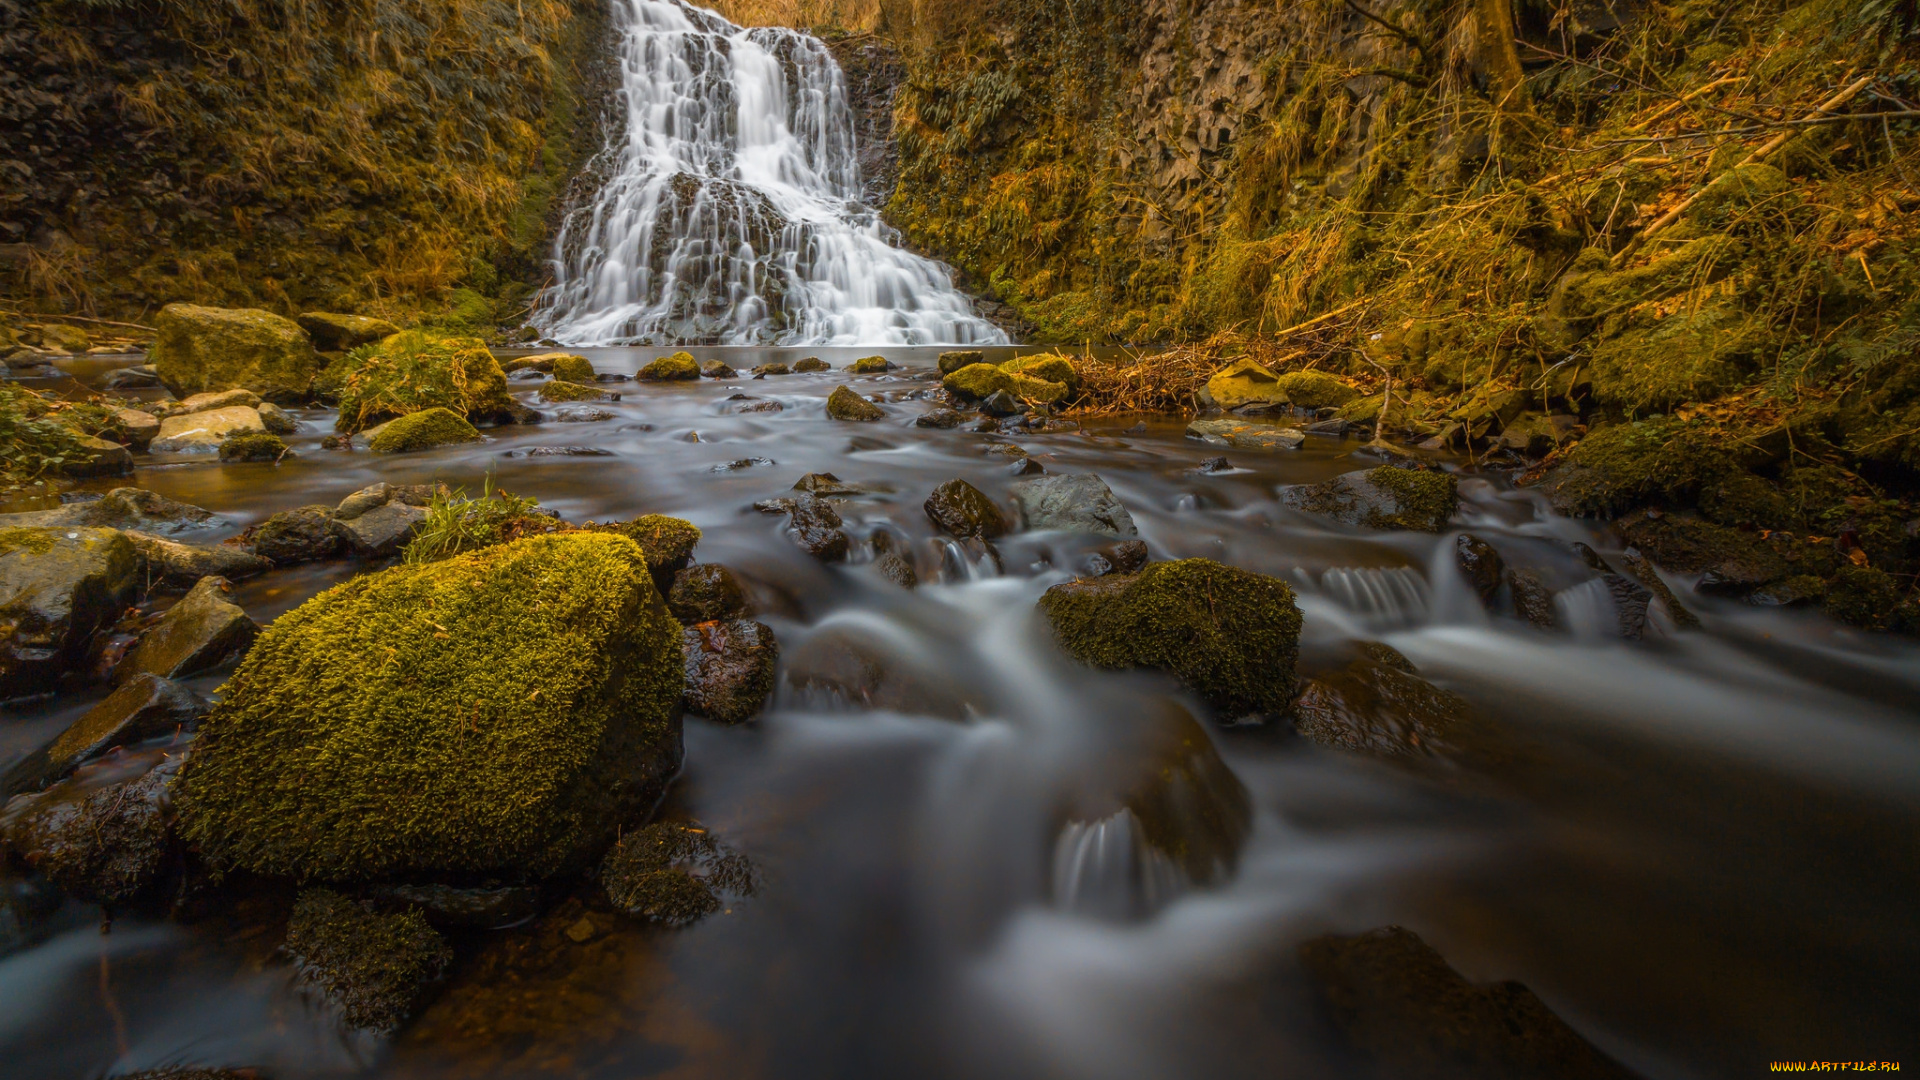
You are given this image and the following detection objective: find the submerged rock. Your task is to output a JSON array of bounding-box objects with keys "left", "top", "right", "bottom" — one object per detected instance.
[
  {"left": 599, "top": 823, "right": 753, "bottom": 927},
  {"left": 1, "top": 674, "right": 206, "bottom": 797},
  {"left": 369, "top": 408, "right": 482, "bottom": 454},
  {"left": 236, "top": 506, "right": 342, "bottom": 565},
  {"left": 297, "top": 312, "right": 401, "bottom": 352},
  {"left": 6, "top": 752, "right": 184, "bottom": 909},
  {"left": 1455, "top": 534, "right": 1505, "bottom": 606},
  {"left": 1292, "top": 652, "right": 1475, "bottom": 759},
  {"left": 682, "top": 619, "right": 779, "bottom": 725},
  {"left": 1299, "top": 926, "right": 1637, "bottom": 1080},
  {"left": 669, "top": 564, "right": 751, "bottom": 624},
  {"left": 1040, "top": 559, "right": 1303, "bottom": 720},
  {"left": 827, "top": 385, "right": 885, "bottom": 421},
  {"left": 639, "top": 352, "right": 701, "bottom": 381},
  {"left": 283, "top": 887, "right": 453, "bottom": 1033},
  {"left": 915, "top": 408, "right": 969, "bottom": 429},
  {"left": 0, "top": 489, "right": 218, "bottom": 535},
  {"left": 149, "top": 304, "right": 323, "bottom": 402},
  {"left": 119, "top": 576, "right": 258, "bottom": 682},
  {"left": 1283, "top": 466, "right": 1459, "bottom": 532},
  {"left": 1, "top": 527, "right": 141, "bottom": 698},
  {"left": 1507, "top": 569, "right": 1557, "bottom": 629},
  {"left": 779, "top": 495, "right": 851, "bottom": 562},
  {"left": 1078, "top": 539, "right": 1149, "bottom": 578},
  {"left": 217, "top": 432, "right": 289, "bottom": 463},
  {"left": 924, "top": 479, "right": 1008, "bottom": 539},
  {"left": 1011, "top": 473, "right": 1139, "bottom": 537},
  {"left": 175, "top": 533, "right": 686, "bottom": 882}
]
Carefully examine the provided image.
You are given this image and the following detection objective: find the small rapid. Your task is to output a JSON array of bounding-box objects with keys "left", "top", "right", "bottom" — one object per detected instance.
[{"left": 537, "top": 0, "right": 1007, "bottom": 347}]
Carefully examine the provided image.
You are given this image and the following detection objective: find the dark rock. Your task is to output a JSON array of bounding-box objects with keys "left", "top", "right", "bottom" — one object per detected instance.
[
  {"left": 2, "top": 675, "right": 205, "bottom": 798},
  {"left": 1621, "top": 548, "right": 1700, "bottom": 629},
  {"left": 937, "top": 350, "right": 986, "bottom": 375},
  {"left": 329, "top": 485, "right": 432, "bottom": 560},
  {"left": 1007, "top": 456, "right": 1046, "bottom": 476},
  {"left": 792, "top": 472, "right": 866, "bottom": 496},
  {"left": 827, "top": 385, "right": 885, "bottom": 421},
  {"left": 364, "top": 882, "right": 542, "bottom": 930},
  {"left": 599, "top": 823, "right": 753, "bottom": 927},
  {"left": 874, "top": 551, "right": 919, "bottom": 589},
  {"left": 1300, "top": 926, "right": 1637, "bottom": 1080},
  {"left": 1079, "top": 539, "right": 1150, "bottom": 578},
  {"left": 1011, "top": 474, "right": 1139, "bottom": 538},
  {"left": 6, "top": 752, "right": 184, "bottom": 908},
  {"left": 1455, "top": 534, "right": 1505, "bottom": 606},
  {"left": 924, "top": 479, "right": 1008, "bottom": 539},
  {"left": 1572, "top": 542, "right": 1613, "bottom": 574},
  {"left": 682, "top": 620, "right": 779, "bottom": 725},
  {"left": 0, "top": 874, "right": 63, "bottom": 958},
  {"left": 61, "top": 435, "right": 135, "bottom": 478},
  {"left": 235, "top": 506, "right": 342, "bottom": 565},
  {"left": 1041, "top": 559, "right": 1303, "bottom": 720},
  {"left": 502, "top": 446, "right": 616, "bottom": 458},
  {"left": 283, "top": 887, "right": 452, "bottom": 1033},
  {"left": 793, "top": 357, "right": 832, "bottom": 373},
  {"left": 126, "top": 532, "right": 271, "bottom": 591},
  {"left": 1507, "top": 569, "right": 1557, "bottom": 629},
  {"left": 1282, "top": 466, "right": 1459, "bottom": 533},
  {"left": 119, "top": 577, "right": 258, "bottom": 682},
  {"left": 734, "top": 399, "right": 784, "bottom": 414},
  {"left": 552, "top": 406, "right": 618, "bottom": 423},
  {"left": 1197, "top": 457, "right": 1232, "bottom": 474},
  {"left": 101, "top": 365, "right": 162, "bottom": 390},
  {"left": 1292, "top": 656, "right": 1475, "bottom": 759},
  {"left": 0, "top": 487, "right": 218, "bottom": 535},
  {"left": 713, "top": 457, "right": 776, "bottom": 472},
  {"left": 978, "top": 389, "right": 1025, "bottom": 417},
  {"left": 915, "top": 408, "right": 969, "bottom": 429},
  {"left": 699, "top": 360, "right": 737, "bottom": 379},
  {"left": 321, "top": 434, "right": 354, "bottom": 451},
  {"left": 751, "top": 363, "right": 791, "bottom": 377},
  {"left": 595, "top": 373, "right": 631, "bottom": 384},
  {"left": 1, "top": 527, "right": 141, "bottom": 698},
  {"left": 847, "top": 355, "right": 894, "bottom": 373},
  {"left": 669, "top": 564, "right": 751, "bottom": 624},
  {"left": 784, "top": 628, "right": 974, "bottom": 717},
  {"left": 1599, "top": 574, "right": 1654, "bottom": 639},
  {"left": 1747, "top": 575, "right": 1826, "bottom": 608},
  {"left": 784, "top": 495, "right": 850, "bottom": 562}
]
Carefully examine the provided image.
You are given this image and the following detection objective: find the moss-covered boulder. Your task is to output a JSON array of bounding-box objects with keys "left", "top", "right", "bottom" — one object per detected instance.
[
  {"left": 847, "top": 356, "right": 894, "bottom": 374},
  {"left": 218, "top": 432, "right": 289, "bottom": 463},
  {"left": 1206, "top": 360, "right": 1286, "bottom": 410},
  {"left": 333, "top": 332, "right": 513, "bottom": 434},
  {"left": 592, "top": 515, "right": 702, "bottom": 591},
  {"left": 668, "top": 564, "right": 750, "bottom": 624},
  {"left": 1283, "top": 467, "right": 1459, "bottom": 532},
  {"left": 1040, "top": 559, "right": 1303, "bottom": 720},
  {"left": 942, "top": 363, "right": 1069, "bottom": 405},
  {"left": 149, "top": 304, "right": 324, "bottom": 403},
  {"left": 639, "top": 352, "right": 701, "bottom": 382},
  {"left": 1276, "top": 370, "right": 1358, "bottom": 410},
  {"left": 283, "top": 887, "right": 452, "bottom": 1033},
  {"left": 1538, "top": 419, "right": 1756, "bottom": 518},
  {"left": 1, "top": 527, "right": 140, "bottom": 697},
  {"left": 599, "top": 823, "right": 753, "bottom": 927},
  {"left": 752, "top": 362, "right": 791, "bottom": 376},
  {"left": 538, "top": 379, "right": 617, "bottom": 404},
  {"left": 548, "top": 354, "right": 597, "bottom": 384},
  {"left": 827, "top": 385, "right": 885, "bottom": 421},
  {"left": 369, "top": 408, "right": 482, "bottom": 454},
  {"left": 176, "top": 532, "right": 685, "bottom": 882},
  {"left": 793, "top": 357, "right": 831, "bottom": 373},
  {"left": 937, "top": 350, "right": 988, "bottom": 375},
  {"left": 296, "top": 313, "right": 401, "bottom": 352}
]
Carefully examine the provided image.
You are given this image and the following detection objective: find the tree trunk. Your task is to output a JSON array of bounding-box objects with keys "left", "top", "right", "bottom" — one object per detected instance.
[{"left": 1475, "top": 0, "right": 1529, "bottom": 111}]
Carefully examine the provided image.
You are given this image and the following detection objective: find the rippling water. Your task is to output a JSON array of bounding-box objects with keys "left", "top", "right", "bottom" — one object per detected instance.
[{"left": 3, "top": 348, "right": 1918, "bottom": 1078}]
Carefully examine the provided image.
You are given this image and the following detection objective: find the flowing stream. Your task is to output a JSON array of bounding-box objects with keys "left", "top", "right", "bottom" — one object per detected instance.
[
  {"left": 3, "top": 349, "right": 1918, "bottom": 1079},
  {"left": 537, "top": 1, "right": 1006, "bottom": 347}
]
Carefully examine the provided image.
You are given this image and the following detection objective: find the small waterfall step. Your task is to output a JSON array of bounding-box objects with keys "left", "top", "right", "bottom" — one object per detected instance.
[{"left": 540, "top": 0, "right": 1007, "bottom": 347}]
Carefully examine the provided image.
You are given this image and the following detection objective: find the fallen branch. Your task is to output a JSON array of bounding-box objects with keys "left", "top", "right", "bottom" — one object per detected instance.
[{"left": 0, "top": 308, "right": 157, "bottom": 334}]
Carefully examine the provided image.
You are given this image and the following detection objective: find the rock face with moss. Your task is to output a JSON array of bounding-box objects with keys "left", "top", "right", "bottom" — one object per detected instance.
[
  {"left": 1284, "top": 467, "right": 1459, "bottom": 532},
  {"left": 539, "top": 379, "right": 616, "bottom": 403},
  {"left": 149, "top": 305, "right": 324, "bottom": 402},
  {"left": 283, "top": 887, "right": 453, "bottom": 1033},
  {"left": 1040, "top": 559, "right": 1302, "bottom": 720},
  {"left": 593, "top": 515, "right": 702, "bottom": 592},
  {"left": 549, "top": 354, "right": 597, "bottom": 383},
  {"left": 1, "top": 528, "right": 141, "bottom": 698},
  {"left": 218, "top": 432, "right": 289, "bottom": 462},
  {"left": 332, "top": 333, "right": 513, "bottom": 433},
  {"left": 370, "top": 408, "right": 483, "bottom": 454},
  {"left": 176, "top": 532, "right": 685, "bottom": 883}
]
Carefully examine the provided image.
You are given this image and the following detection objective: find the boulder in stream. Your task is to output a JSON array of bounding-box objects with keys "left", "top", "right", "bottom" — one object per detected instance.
[
  {"left": 148, "top": 304, "right": 323, "bottom": 402},
  {"left": 1040, "top": 559, "right": 1303, "bottom": 721},
  {"left": 296, "top": 312, "right": 401, "bottom": 351},
  {"left": 592, "top": 514, "right": 702, "bottom": 591},
  {"left": 773, "top": 495, "right": 850, "bottom": 562},
  {"left": 1455, "top": 534, "right": 1505, "bottom": 606},
  {"left": 217, "top": 432, "right": 289, "bottom": 463},
  {"left": 59, "top": 436, "right": 134, "bottom": 478},
  {"left": 118, "top": 576, "right": 259, "bottom": 683},
  {"left": 915, "top": 408, "right": 969, "bottom": 429},
  {"left": 369, "top": 407, "right": 483, "bottom": 453},
  {"left": 1, "top": 527, "right": 141, "bottom": 698},
  {"left": 175, "top": 532, "right": 685, "bottom": 882},
  {"left": 1283, "top": 466, "right": 1459, "bottom": 533},
  {"left": 329, "top": 483, "right": 436, "bottom": 560},
  {"left": 847, "top": 355, "right": 894, "bottom": 374},
  {"left": 942, "top": 363, "right": 1069, "bottom": 406},
  {"left": 151, "top": 388, "right": 262, "bottom": 419},
  {"left": 599, "top": 823, "right": 754, "bottom": 927},
  {"left": 5, "top": 751, "right": 185, "bottom": 909},
  {"left": 924, "top": 479, "right": 1008, "bottom": 540},
  {"left": 235, "top": 506, "right": 343, "bottom": 565},
  {"left": 682, "top": 619, "right": 779, "bottom": 725},
  {"left": 937, "top": 350, "right": 987, "bottom": 375},
  {"left": 1011, "top": 473, "right": 1138, "bottom": 538},
  {"left": 639, "top": 352, "right": 700, "bottom": 382},
  {"left": 151, "top": 405, "right": 267, "bottom": 454},
  {"left": 669, "top": 564, "right": 751, "bottom": 624},
  {"left": 0, "top": 488, "right": 218, "bottom": 535},
  {"left": 1, "top": 674, "right": 206, "bottom": 797},
  {"left": 700, "top": 359, "right": 738, "bottom": 379},
  {"left": 283, "top": 887, "right": 453, "bottom": 1033},
  {"left": 793, "top": 357, "right": 832, "bottom": 373},
  {"left": 1292, "top": 646, "right": 1476, "bottom": 759},
  {"left": 827, "top": 385, "right": 885, "bottom": 421}
]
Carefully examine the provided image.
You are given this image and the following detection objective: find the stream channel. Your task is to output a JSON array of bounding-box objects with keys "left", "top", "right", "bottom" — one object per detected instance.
[{"left": 3, "top": 348, "right": 1919, "bottom": 1079}]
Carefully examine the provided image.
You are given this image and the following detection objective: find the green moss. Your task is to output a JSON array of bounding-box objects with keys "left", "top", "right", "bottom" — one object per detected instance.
[
  {"left": 218, "top": 432, "right": 290, "bottom": 462},
  {"left": 537, "top": 379, "right": 613, "bottom": 403},
  {"left": 1364, "top": 467, "right": 1460, "bottom": 532},
  {"left": 148, "top": 304, "right": 324, "bottom": 401},
  {"left": 847, "top": 356, "right": 893, "bottom": 374},
  {"left": 793, "top": 357, "right": 831, "bottom": 373},
  {"left": 941, "top": 363, "right": 1069, "bottom": 405},
  {"left": 1002, "top": 354, "right": 1078, "bottom": 388},
  {"left": 598, "top": 823, "right": 753, "bottom": 927},
  {"left": 549, "top": 354, "right": 596, "bottom": 384},
  {"left": 283, "top": 887, "right": 453, "bottom": 1033},
  {"left": 0, "top": 528, "right": 57, "bottom": 557},
  {"left": 594, "top": 515, "right": 702, "bottom": 590},
  {"left": 404, "top": 484, "right": 558, "bottom": 564},
  {"left": 333, "top": 331, "right": 512, "bottom": 433},
  {"left": 1039, "top": 558, "right": 1303, "bottom": 719},
  {"left": 639, "top": 352, "right": 701, "bottom": 382},
  {"left": 1824, "top": 566, "right": 1903, "bottom": 630},
  {"left": 1276, "top": 371, "right": 1358, "bottom": 410},
  {"left": 177, "top": 532, "right": 684, "bottom": 881},
  {"left": 1542, "top": 419, "right": 1754, "bottom": 518},
  {"left": 369, "top": 407, "right": 482, "bottom": 454},
  {"left": 827, "top": 385, "right": 885, "bottom": 421}
]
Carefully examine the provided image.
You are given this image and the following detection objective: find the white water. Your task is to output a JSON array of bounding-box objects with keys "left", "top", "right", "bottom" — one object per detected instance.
[{"left": 538, "top": 0, "right": 1008, "bottom": 347}]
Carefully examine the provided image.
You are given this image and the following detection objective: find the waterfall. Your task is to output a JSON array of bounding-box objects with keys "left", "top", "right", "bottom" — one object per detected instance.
[{"left": 538, "top": 0, "right": 1009, "bottom": 347}]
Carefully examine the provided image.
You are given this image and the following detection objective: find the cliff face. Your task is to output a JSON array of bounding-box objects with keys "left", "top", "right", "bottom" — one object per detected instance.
[{"left": 0, "top": 0, "right": 613, "bottom": 325}]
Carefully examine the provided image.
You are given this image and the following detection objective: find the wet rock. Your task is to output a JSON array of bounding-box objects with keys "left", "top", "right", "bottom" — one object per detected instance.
[
  {"left": 714, "top": 457, "right": 776, "bottom": 472},
  {"left": 1306, "top": 418, "right": 1351, "bottom": 435},
  {"left": 924, "top": 479, "right": 1008, "bottom": 539},
  {"left": 915, "top": 408, "right": 969, "bottom": 429},
  {"left": 236, "top": 507, "right": 342, "bottom": 565},
  {"left": 599, "top": 823, "right": 754, "bottom": 927},
  {"left": 175, "top": 533, "right": 685, "bottom": 882},
  {"left": 639, "top": 352, "right": 700, "bottom": 382},
  {"left": 734, "top": 398, "right": 784, "bottom": 414},
  {"left": 296, "top": 312, "right": 401, "bottom": 352},
  {"left": 370, "top": 407, "right": 483, "bottom": 453},
  {"left": 1823, "top": 566, "right": 1903, "bottom": 629},
  {"left": 1041, "top": 559, "right": 1303, "bottom": 720},
  {"left": 937, "top": 350, "right": 987, "bottom": 375},
  {"left": 55, "top": 435, "right": 134, "bottom": 478},
  {"left": 1, "top": 527, "right": 140, "bottom": 698},
  {"left": 1282, "top": 466, "right": 1459, "bottom": 533},
  {"left": 217, "top": 432, "right": 289, "bottom": 462},
  {"left": 1507, "top": 569, "right": 1557, "bottom": 629},
  {"left": 1186, "top": 418, "right": 1305, "bottom": 451},
  {"left": 3, "top": 675, "right": 204, "bottom": 798},
  {"left": 101, "top": 365, "right": 162, "bottom": 390},
  {"left": 114, "top": 407, "right": 162, "bottom": 450},
  {"left": 1455, "top": 534, "right": 1505, "bottom": 606},
  {"left": 783, "top": 495, "right": 851, "bottom": 562},
  {"left": 0, "top": 488, "right": 217, "bottom": 535},
  {"left": 784, "top": 627, "right": 973, "bottom": 717},
  {"left": 149, "top": 304, "right": 323, "bottom": 402},
  {"left": 827, "top": 385, "right": 885, "bottom": 421},
  {"left": 321, "top": 434, "right": 354, "bottom": 451},
  {"left": 591, "top": 515, "right": 703, "bottom": 592},
  {"left": 669, "top": 564, "right": 751, "bottom": 624},
  {"left": 699, "top": 359, "right": 737, "bottom": 379},
  {"left": 119, "top": 577, "right": 258, "bottom": 683},
  {"left": 1621, "top": 549, "right": 1700, "bottom": 630},
  {"left": 1196, "top": 457, "right": 1233, "bottom": 474},
  {"left": 152, "top": 405, "right": 267, "bottom": 453},
  {"left": 1747, "top": 574, "right": 1826, "bottom": 608},
  {"left": 793, "top": 357, "right": 832, "bottom": 373},
  {"left": 977, "top": 389, "right": 1024, "bottom": 417},
  {"left": 1299, "top": 926, "right": 1637, "bottom": 1080},
  {"left": 283, "top": 887, "right": 453, "bottom": 1033},
  {"left": 365, "top": 882, "right": 542, "bottom": 931},
  {"left": 596, "top": 373, "right": 632, "bottom": 384},
  {"left": 1292, "top": 655, "right": 1475, "bottom": 759},
  {"left": 537, "top": 380, "right": 617, "bottom": 404},
  {"left": 552, "top": 406, "right": 617, "bottom": 423},
  {"left": 6, "top": 752, "right": 184, "bottom": 908},
  {"left": 792, "top": 472, "right": 867, "bottom": 496},
  {"left": 151, "top": 388, "right": 264, "bottom": 420},
  {"left": 1596, "top": 574, "right": 1655, "bottom": 639},
  {"left": 873, "top": 549, "right": 919, "bottom": 589},
  {"left": 752, "top": 362, "right": 791, "bottom": 377},
  {"left": 335, "top": 502, "right": 429, "bottom": 561},
  {"left": 334, "top": 482, "right": 438, "bottom": 521},
  {"left": 682, "top": 619, "right": 779, "bottom": 724},
  {"left": 502, "top": 446, "right": 615, "bottom": 458},
  {"left": 1612, "top": 513, "right": 1787, "bottom": 595},
  {"left": 1011, "top": 474, "right": 1139, "bottom": 538},
  {"left": 1078, "top": 539, "right": 1149, "bottom": 578},
  {"left": 257, "top": 401, "right": 298, "bottom": 435}
]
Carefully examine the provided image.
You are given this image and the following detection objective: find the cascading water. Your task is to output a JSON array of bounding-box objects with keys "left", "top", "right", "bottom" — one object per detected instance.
[{"left": 538, "top": 0, "right": 1009, "bottom": 347}]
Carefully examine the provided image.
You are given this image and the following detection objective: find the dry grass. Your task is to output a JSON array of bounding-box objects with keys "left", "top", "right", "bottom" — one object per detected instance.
[
  {"left": 1067, "top": 331, "right": 1321, "bottom": 417},
  {"left": 704, "top": 0, "right": 882, "bottom": 30}
]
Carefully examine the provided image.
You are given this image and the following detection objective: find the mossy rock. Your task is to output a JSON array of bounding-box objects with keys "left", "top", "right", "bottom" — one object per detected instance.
[
  {"left": 149, "top": 304, "right": 324, "bottom": 403},
  {"left": 1002, "top": 354, "right": 1078, "bottom": 389},
  {"left": 937, "top": 350, "right": 989, "bottom": 375},
  {"left": 1039, "top": 558, "right": 1303, "bottom": 720},
  {"left": 332, "top": 332, "right": 513, "bottom": 434},
  {"left": 549, "top": 354, "right": 597, "bottom": 384},
  {"left": 639, "top": 352, "right": 701, "bottom": 382},
  {"left": 827, "top": 385, "right": 885, "bottom": 421},
  {"left": 1, "top": 527, "right": 141, "bottom": 697},
  {"left": 218, "top": 432, "right": 290, "bottom": 463},
  {"left": 10, "top": 757, "right": 180, "bottom": 908},
  {"left": 1283, "top": 467, "right": 1459, "bottom": 532},
  {"left": 599, "top": 823, "right": 753, "bottom": 927},
  {"left": 941, "top": 363, "right": 1068, "bottom": 405},
  {"left": 296, "top": 312, "right": 401, "bottom": 352},
  {"left": 793, "top": 357, "right": 831, "bottom": 373},
  {"left": 591, "top": 514, "right": 702, "bottom": 592},
  {"left": 846, "top": 356, "right": 893, "bottom": 374},
  {"left": 369, "top": 408, "right": 482, "bottom": 454},
  {"left": 1275, "top": 371, "right": 1358, "bottom": 410},
  {"left": 1588, "top": 307, "right": 1775, "bottom": 413},
  {"left": 538, "top": 379, "right": 615, "bottom": 403},
  {"left": 668, "top": 564, "right": 749, "bottom": 624},
  {"left": 501, "top": 355, "right": 556, "bottom": 374},
  {"left": 1539, "top": 419, "right": 1756, "bottom": 518},
  {"left": 283, "top": 887, "right": 452, "bottom": 1033},
  {"left": 1824, "top": 566, "right": 1903, "bottom": 630},
  {"left": 1206, "top": 360, "right": 1285, "bottom": 409},
  {"left": 175, "top": 532, "right": 686, "bottom": 882}
]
